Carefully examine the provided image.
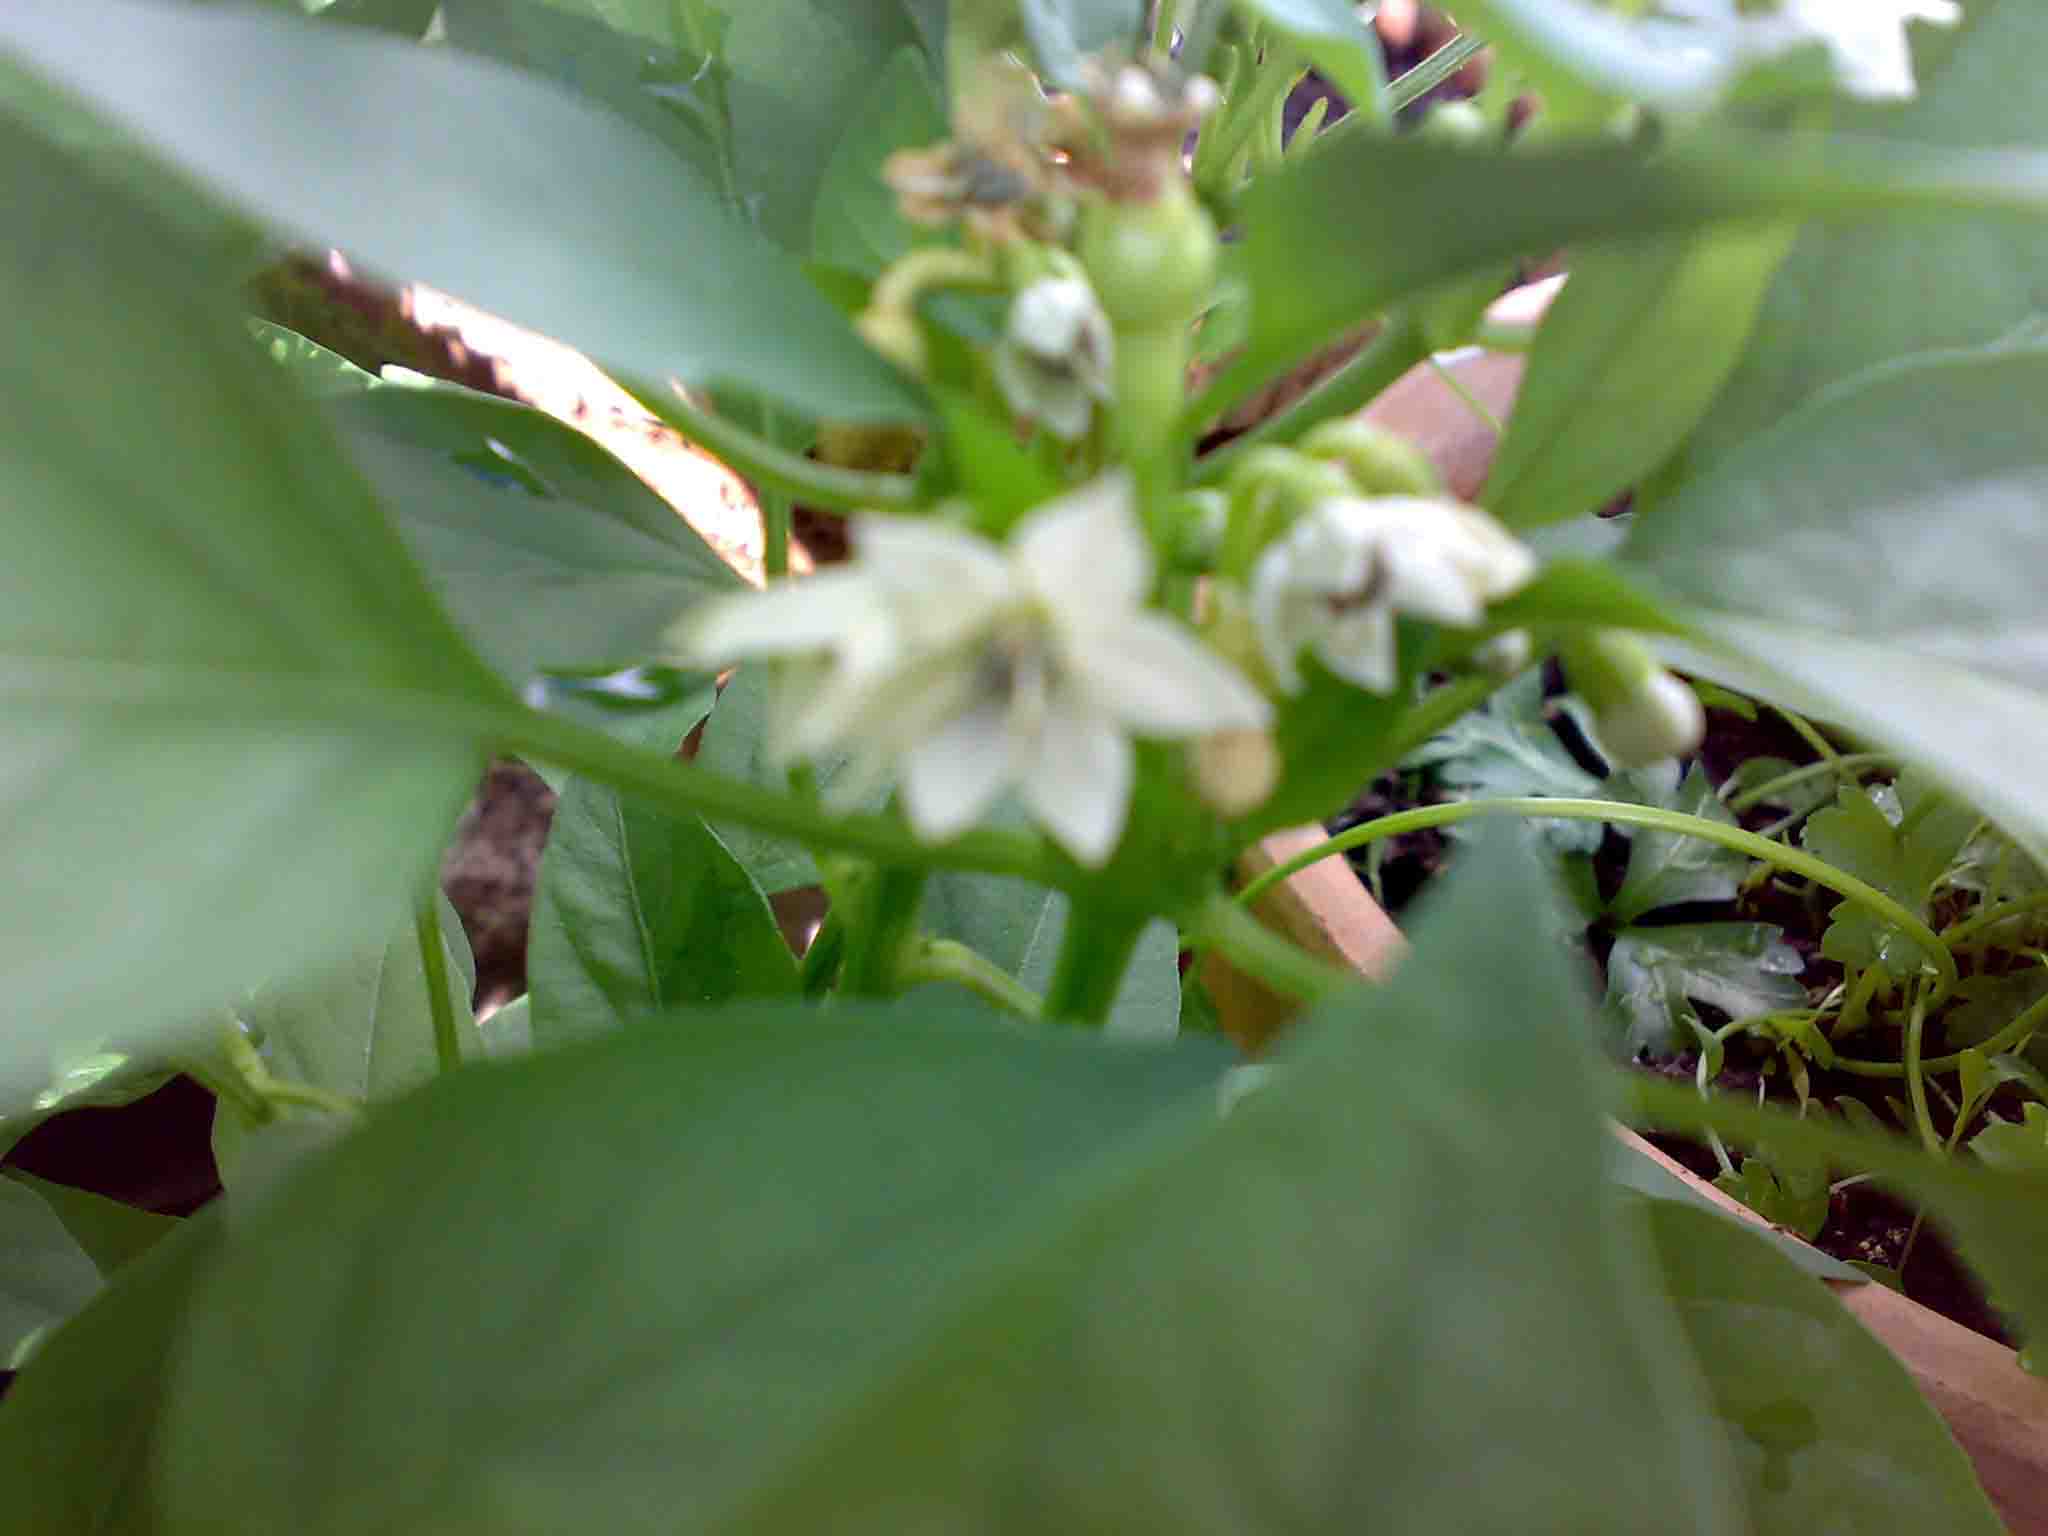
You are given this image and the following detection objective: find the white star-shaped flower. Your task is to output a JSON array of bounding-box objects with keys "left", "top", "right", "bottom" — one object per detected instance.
[
  {"left": 672, "top": 474, "right": 1272, "bottom": 866},
  {"left": 1656, "top": 0, "right": 1960, "bottom": 101},
  {"left": 1249, "top": 497, "right": 1537, "bottom": 696}
]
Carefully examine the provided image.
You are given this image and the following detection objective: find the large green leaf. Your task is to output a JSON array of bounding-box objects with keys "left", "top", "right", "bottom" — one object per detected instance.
[
  {"left": 718, "top": 0, "right": 938, "bottom": 250},
  {"left": 4, "top": 1173, "right": 181, "bottom": 1280},
  {"left": 1019, "top": 0, "right": 1143, "bottom": 88},
  {"left": 331, "top": 384, "right": 746, "bottom": 688},
  {"left": 810, "top": 47, "right": 947, "bottom": 279},
  {"left": 0, "top": 0, "right": 923, "bottom": 424},
  {"left": 0, "top": 118, "right": 495, "bottom": 1100},
  {"left": 437, "top": 0, "right": 728, "bottom": 188},
  {"left": 0, "top": 1215, "right": 216, "bottom": 1533},
  {"left": 1624, "top": 346, "right": 2048, "bottom": 862},
  {"left": 1483, "top": 224, "right": 1796, "bottom": 529},
  {"left": 1639, "top": 1198, "right": 2003, "bottom": 1532},
  {"left": 0, "top": 1177, "right": 102, "bottom": 1370},
  {"left": 1211, "top": 118, "right": 2047, "bottom": 427},
  {"left": 528, "top": 729, "right": 797, "bottom": 1045},
  {"left": 128, "top": 837, "right": 1746, "bottom": 1532},
  {"left": 1680, "top": 0, "right": 2048, "bottom": 472}
]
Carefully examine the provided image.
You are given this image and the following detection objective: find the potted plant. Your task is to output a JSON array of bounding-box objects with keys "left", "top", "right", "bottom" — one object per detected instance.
[{"left": 1, "top": 1, "right": 2045, "bottom": 1530}]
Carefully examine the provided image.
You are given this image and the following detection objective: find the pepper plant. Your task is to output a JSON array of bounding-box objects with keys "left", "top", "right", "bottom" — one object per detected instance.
[{"left": 3, "top": 0, "right": 2048, "bottom": 1529}]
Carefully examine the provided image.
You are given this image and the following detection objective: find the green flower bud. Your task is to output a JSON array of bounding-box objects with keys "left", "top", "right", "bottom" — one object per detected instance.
[
  {"left": 1298, "top": 418, "right": 1444, "bottom": 498},
  {"left": 1217, "top": 446, "right": 1355, "bottom": 581},
  {"left": 1560, "top": 630, "right": 1705, "bottom": 767}
]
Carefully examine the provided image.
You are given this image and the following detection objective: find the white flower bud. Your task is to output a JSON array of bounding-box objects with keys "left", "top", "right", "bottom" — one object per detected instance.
[
  {"left": 1591, "top": 670, "right": 1706, "bottom": 768},
  {"left": 993, "top": 276, "right": 1114, "bottom": 441}
]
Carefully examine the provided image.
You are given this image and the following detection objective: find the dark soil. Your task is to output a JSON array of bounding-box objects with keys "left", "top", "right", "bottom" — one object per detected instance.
[{"left": 442, "top": 760, "right": 556, "bottom": 1010}]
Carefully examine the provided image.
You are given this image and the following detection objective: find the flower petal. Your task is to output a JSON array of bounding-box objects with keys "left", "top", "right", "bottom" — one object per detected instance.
[
  {"left": 1021, "top": 697, "right": 1133, "bottom": 867},
  {"left": 1011, "top": 472, "right": 1152, "bottom": 614},
  {"left": 1070, "top": 611, "right": 1273, "bottom": 736},
  {"left": 1314, "top": 605, "right": 1399, "bottom": 694},
  {"left": 666, "top": 571, "right": 879, "bottom": 666},
  {"left": 903, "top": 696, "right": 1017, "bottom": 841}
]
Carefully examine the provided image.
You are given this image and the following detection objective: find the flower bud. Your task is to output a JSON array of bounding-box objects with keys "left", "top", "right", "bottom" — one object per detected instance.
[
  {"left": 1193, "top": 727, "right": 1281, "bottom": 816},
  {"left": 1298, "top": 418, "right": 1444, "bottom": 498},
  {"left": 1472, "top": 628, "right": 1533, "bottom": 679},
  {"left": 1559, "top": 630, "right": 1705, "bottom": 767},
  {"left": 992, "top": 276, "right": 1114, "bottom": 441}
]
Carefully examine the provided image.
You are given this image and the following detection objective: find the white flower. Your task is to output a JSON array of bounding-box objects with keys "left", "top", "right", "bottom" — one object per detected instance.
[
  {"left": 992, "top": 278, "right": 1114, "bottom": 441},
  {"left": 1655, "top": 0, "right": 1960, "bottom": 101},
  {"left": 671, "top": 473, "right": 1271, "bottom": 866},
  {"left": 1249, "top": 497, "right": 1537, "bottom": 696},
  {"left": 1590, "top": 670, "right": 1707, "bottom": 768}
]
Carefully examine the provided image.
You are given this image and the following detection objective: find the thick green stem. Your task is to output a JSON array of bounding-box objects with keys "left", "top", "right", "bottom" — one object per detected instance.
[
  {"left": 415, "top": 879, "right": 463, "bottom": 1075},
  {"left": 1041, "top": 899, "right": 1149, "bottom": 1026},
  {"left": 835, "top": 865, "right": 931, "bottom": 998},
  {"left": 762, "top": 488, "right": 793, "bottom": 582},
  {"left": 1237, "top": 795, "right": 1958, "bottom": 1005},
  {"left": 1190, "top": 313, "right": 1429, "bottom": 485},
  {"left": 1192, "top": 891, "right": 1354, "bottom": 1005},
  {"left": 900, "top": 936, "right": 1044, "bottom": 1020}
]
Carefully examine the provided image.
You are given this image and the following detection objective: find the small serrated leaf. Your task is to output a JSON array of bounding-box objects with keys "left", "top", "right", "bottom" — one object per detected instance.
[
  {"left": 1405, "top": 670, "right": 1605, "bottom": 853},
  {"left": 1610, "top": 763, "right": 1750, "bottom": 922},
  {"left": 1603, "top": 922, "right": 1807, "bottom": 1060}
]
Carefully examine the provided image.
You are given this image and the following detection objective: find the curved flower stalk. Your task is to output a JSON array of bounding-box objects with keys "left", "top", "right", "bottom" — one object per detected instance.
[
  {"left": 1249, "top": 496, "right": 1538, "bottom": 695},
  {"left": 670, "top": 474, "right": 1271, "bottom": 866},
  {"left": 1654, "top": 0, "right": 1960, "bottom": 101}
]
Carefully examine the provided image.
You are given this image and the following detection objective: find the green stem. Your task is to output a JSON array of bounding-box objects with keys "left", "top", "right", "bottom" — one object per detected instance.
[
  {"left": 1190, "top": 312, "right": 1429, "bottom": 484},
  {"left": 1426, "top": 354, "right": 1503, "bottom": 435},
  {"left": 505, "top": 704, "right": 1061, "bottom": 883},
  {"left": 658, "top": 391, "right": 921, "bottom": 514},
  {"left": 1235, "top": 795, "right": 1959, "bottom": 1004},
  {"left": 1191, "top": 890, "right": 1354, "bottom": 1005},
  {"left": 799, "top": 909, "right": 846, "bottom": 997},
  {"left": 835, "top": 865, "right": 931, "bottom": 997},
  {"left": 762, "top": 488, "right": 793, "bottom": 582},
  {"left": 1831, "top": 980, "right": 2048, "bottom": 1079},
  {"left": 415, "top": 880, "right": 463, "bottom": 1075},
  {"left": 1041, "top": 899, "right": 1149, "bottom": 1025},
  {"left": 1902, "top": 986, "right": 1939, "bottom": 1155},
  {"left": 1387, "top": 33, "right": 1486, "bottom": 114},
  {"left": 1724, "top": 751, "right": 1892, "bottom": 814},
  {"left": 1770, "top": 704, "right": 1838, "bottom": 764},
  {"left": 1941, "top": 890, "right": 2048, "bottom": 949},
  {"left": 900, "top": 936, "right": 1044, "bottom": 1020}
]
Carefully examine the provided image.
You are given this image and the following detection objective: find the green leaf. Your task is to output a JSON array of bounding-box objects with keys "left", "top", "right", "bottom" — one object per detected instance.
[
  {"left": 1610, "top": 763, "right": 1750, "bottom": 923},
  {"left": 437, "top": 0, "right": 729, "bottom": 189},
  {"left": 1604, "top": 923, "right": 1808, "bottom": 1060},
  {"left": 0, "top": 1176, "right": 102, "bottom": 1369},
  {"left": 1404, "top": 669, "right": 1605, "bottom": 852},
  {"left": 210, "top": 895, "right": 480, "bottom": 1191},
  {"left": 1019, "top": 0, "right": 1142, "bottom": 87},
  {"left": 318, "top": 0, "right": 441, "bottom": 36},
  {"left": 1606, "top": 1140, "right": 1857, "bottom": 1282},
  {"left": 1713, "top": 1141, "right": 1830, "bottom": 1242},
  {"left": 1971, "top": 1101, "right": 2048, "bottom": 1174},
  {"left": 1231, "top": 0, "right": 1388, "bottom": 127},
  {"left": 1483, "top": 224, "right": 1796, "bottom": 529},
  {"left": 528, "top": 725, "right": 797, "bottom": 1045},
  {"left": 0, "top": 117, "right": 496, "bottom": 1101},
  {"left": 691, "top": 665, "right": 884, "bottom": 895},
  {"left": 126, "top": 836, "right": 1743, "bottom": 1533},
  {"left": 716, "top": 0, "right": 941, "bottom": 249},
  {"left": 1681, "top": 0, "right": 2048, "bottom": 472},
  {"left": 920, "top": 864, "right": 1181, "bottom": 1038},
  {"left": 1799, "top": 776, "right": 1975, "bottom": 971},
  {"left": 810, "top": 47, "right": 947, "bottom": 278},
  {"left": 1625, "top": 347, "right": 2048, "bottom": 868},
  {"left": 249, "top": 319, "right": 383, "bottom": 396},
  {"left": 330, "top": 384, "right": 746, "bottom": 689},
  {"left": 0, "top": 1214, "right": 216, "bottom": 1532},
  {"left": 0, "top": 0, "right": 923, "bottom": 423},
  {"left": 1943, "top": 969, "right": 2048, "bottom": 1054},
  {"left": 3, "top": 1173, "right": 181, "bottom": 1280},
  {"left": 1639, "top": 1198, "right": 2004, "bottom": 1530}
]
